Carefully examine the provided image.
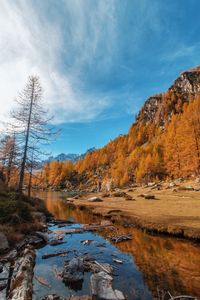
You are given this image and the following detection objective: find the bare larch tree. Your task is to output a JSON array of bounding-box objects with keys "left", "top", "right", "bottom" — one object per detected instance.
[{"left": 9, "top": 75, "right": 55, "bottom": 193}]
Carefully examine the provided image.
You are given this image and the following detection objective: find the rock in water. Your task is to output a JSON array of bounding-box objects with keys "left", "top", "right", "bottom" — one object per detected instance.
[
  {"left": 90, "top": 271, "right": 125, "bottom": 300},
  {"left": 35, "top": 231, "right": 49, "bottom": 242},
  {"left": 0, "top": 232, "right": 9, "bottom": 254},
  {"left": 63, "top": 258, "right": 84, "bottom": 284}
]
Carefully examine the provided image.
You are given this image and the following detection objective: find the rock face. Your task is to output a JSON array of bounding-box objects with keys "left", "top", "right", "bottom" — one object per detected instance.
[
  {"left": 0, "top": 232, "right": 9, "bottom": 254},
  {"left": 136, "top": 66, "right": 200, "bottom": 126},
  {"left": 170, "top": 67, "right": 200, "bottom": 94}
]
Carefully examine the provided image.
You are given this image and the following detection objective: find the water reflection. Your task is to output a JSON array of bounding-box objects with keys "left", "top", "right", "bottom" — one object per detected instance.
[{"left": 34, "top": 191, "right": 200, "bottom": 299}]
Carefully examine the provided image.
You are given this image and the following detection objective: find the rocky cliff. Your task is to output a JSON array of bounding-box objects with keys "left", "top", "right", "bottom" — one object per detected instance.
[{"left": 136, "top": 66, "right": 200, "bottom": 126}]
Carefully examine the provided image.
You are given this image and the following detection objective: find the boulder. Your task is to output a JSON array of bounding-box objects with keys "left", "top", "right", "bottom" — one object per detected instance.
[
  {"left": 90, "top": 271, "right": 125, "bottom": 300},
  {"left": 112, "top": 191, "right": 127, "bottom": 197},
  {"left": 140, "top": 194, "right": 155, "bottom": 200},
  {"left": 35, "top": 231, "right": 49, "bottom": 242},
  {"left": 124, "top": 194, "right": 133, "bottom": 200},
  {"left": 0, "top": 232, "right": 9, "bottom": 254},
  {"left": 88, "top": 197, "right": 103, "bottom": 202},
  {"left": 102, "top": 193, "right": 110, "bottom": 198},
  {"left": 62, "top": 258, "right": 84, "bottom": 284},
  {"left": 100, "top": 220, "right": 113, "bottom": 226}
]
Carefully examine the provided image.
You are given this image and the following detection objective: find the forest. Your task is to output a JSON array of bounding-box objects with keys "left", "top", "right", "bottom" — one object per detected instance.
[{"left": 35, "top": 93, "right": 200, "bottom": 190}]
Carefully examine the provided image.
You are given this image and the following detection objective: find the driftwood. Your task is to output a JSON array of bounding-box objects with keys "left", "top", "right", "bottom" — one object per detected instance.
[
  {"left": 48, "top": 240, "right": 67, "bottom": 246},
  {"left": 110, "top": 234, "right": 132, "bottom": 243},
  {"left": 42, "top": 250, "right": 70, "bottom": 259},
  {"left": 82, "top": 259, "right": 113, "bottom": 274},
  {"left": 7, "top": 247, "right": 35, "bottom": 300},
  {"left": 157, "top": 289, "right": 198, "bottom": 300},
  {"left": 52, "top": 223, "right": 116, "bottom": 236},
  {"left": 113, "top": 259, "right": 123, "bottom": 264}
]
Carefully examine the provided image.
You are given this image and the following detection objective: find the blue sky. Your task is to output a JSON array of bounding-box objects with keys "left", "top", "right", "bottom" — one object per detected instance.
[{"left": 1, "top": 0, "right": 200, "bottom": 155}]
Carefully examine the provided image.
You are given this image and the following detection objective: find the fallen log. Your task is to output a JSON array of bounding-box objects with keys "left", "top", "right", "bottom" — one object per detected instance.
[
  {"left": 48, "top": 240, "right": 67, "bottom": 246},
  {"left": 7, "top": 247, "right": 35, "bottom": 300},
  {"left": 42, "top": 250, "right": 70, "bottom": 259}
]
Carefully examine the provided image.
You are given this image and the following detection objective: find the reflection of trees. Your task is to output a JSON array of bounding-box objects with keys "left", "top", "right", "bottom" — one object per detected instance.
[
  {"left": 109, "top": 227, "right": 200, "bottom": 298},
  {"left": 36, "top": 191, "right": 200, "bottom": 298}
]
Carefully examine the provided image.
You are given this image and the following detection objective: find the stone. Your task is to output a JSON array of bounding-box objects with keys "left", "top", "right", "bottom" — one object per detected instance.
[
  {"left": 102, "top": 193, "right": 110, "bottom": 198},
  {"left": 41, "top": 295, "right": 64, "bottom": 300},
  {"left": 88, "top": 196, "right": 103, "bottom": 202},
  {"left": 35, "top": 231, "right": 49, "bottom": 242},
  {"left": 112, "top": 191, "right": 127, "bottom": 197},
  {"left": 0, "top": 232, "right": 9, "bottom": 254},
  {"left": 100, "top": 220, "right": 113, "bottom": 226},
  {"left": 90, "top": 271, "right": 125, "bottom": 300},
  {"left": 0, "top": 262, "right": 10, "bottom": 299},
  {"left": 124, "top": 194, "right": 133, "bottom": 200},
  {"left": 62, "top": 258, "right": 84, "bottom": 284}
]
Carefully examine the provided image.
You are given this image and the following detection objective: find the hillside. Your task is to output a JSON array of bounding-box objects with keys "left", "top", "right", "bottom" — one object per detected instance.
[
  {"left": 73, "top": 66, "right": 200, "bottom": 189},
  {"left": 38, "top": 66, "right": 200, "bottom": 190}
]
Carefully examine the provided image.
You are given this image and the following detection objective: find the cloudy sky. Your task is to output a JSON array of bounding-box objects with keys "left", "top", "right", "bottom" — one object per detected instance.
[{"left": 1, "top": 0, "right": 200, "bottom": 155}]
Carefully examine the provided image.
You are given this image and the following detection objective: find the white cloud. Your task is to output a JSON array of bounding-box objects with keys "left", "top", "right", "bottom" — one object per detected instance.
[{"left": 0, "top": 0, "right": 114, "bottom": 125}]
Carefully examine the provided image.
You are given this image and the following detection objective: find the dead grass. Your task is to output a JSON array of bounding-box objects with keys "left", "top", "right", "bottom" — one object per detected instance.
[{"left": 74, "top": 180, "right": 200, "bottom": 240}]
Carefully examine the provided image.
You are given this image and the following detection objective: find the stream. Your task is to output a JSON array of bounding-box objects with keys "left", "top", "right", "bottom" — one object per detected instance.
[{"left": 32, "top": 191, "right": 200, "bottom": 300}]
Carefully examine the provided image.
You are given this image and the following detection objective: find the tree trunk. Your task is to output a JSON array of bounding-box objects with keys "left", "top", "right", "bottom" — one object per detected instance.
[{"left": 18, "top": 81, "right": 34, "bottom": 192}]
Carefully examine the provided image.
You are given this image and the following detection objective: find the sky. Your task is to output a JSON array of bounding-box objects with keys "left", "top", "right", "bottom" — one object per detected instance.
[{"left": 0, "top": 0, "right": 200, "bottom": 155}]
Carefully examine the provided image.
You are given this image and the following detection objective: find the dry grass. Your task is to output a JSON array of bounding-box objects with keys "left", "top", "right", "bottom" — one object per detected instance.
[
  {"left": 0, "top": 183, "right": 48, "bottom": 246},
  {"left": 73, "top": 180, "right": 200, "bottom": 240}
]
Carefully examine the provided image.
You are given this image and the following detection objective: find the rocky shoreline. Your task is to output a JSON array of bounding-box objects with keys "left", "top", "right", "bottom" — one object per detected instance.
[{"left": 0, "top": 212, "right": 48, "bottom": 300}]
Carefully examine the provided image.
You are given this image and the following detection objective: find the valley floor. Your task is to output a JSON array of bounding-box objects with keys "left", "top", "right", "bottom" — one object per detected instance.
[{"left": 72, "top": 180, "right": 200, "bottom": 240}]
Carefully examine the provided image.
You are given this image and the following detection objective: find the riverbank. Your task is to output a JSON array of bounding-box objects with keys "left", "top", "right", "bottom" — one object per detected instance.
[
  {"left": 0, "top": 183, "right": 52, "bottom": 299},
  {"left": 0, "top": 182, "right": 50, "bottom": 251},
  {"left": 70, "top": 180, "right": 200, "bottom": 241}
]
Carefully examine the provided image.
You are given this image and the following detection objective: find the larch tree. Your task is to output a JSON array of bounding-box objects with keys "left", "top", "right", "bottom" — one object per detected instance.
[{"left": 8, "top": 75, "right": 56, "bottom": 193}]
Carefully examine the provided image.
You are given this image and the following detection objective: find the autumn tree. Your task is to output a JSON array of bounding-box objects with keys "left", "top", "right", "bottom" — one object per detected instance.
[{"left": 0, "top": 134, "right": 17, "bottom": 185}]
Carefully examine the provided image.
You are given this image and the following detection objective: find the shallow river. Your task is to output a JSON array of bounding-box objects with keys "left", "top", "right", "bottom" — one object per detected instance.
[{"left": 32, "top": 191, "right": 200, "bottom": 300}]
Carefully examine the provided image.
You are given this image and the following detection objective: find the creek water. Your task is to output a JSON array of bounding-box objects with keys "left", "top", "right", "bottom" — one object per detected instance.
[{"left": 32, "top": 191, "right": 200, "bottom": 300}]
